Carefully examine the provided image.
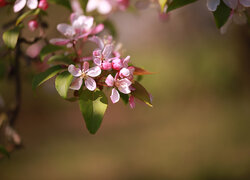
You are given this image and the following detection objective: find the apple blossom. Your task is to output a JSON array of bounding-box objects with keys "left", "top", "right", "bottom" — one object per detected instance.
[
  {"left": 14, "top": 0, "right": 38, "bottom": 13},
  {"left": 68, "top": 62, "right": 101, "bottom": 91},
  {"left": 105, "top": 74, "right": 132, "bottom": 103}
]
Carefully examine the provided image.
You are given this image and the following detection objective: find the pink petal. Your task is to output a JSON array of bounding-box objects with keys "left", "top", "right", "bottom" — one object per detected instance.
[
  {"left": 105, "top": 74, "right": 114, "bottom": 87},
  {"left": 93, "top": 58, "right": 102, "bottom": 66},
  {"left": 112, "top": 58, "right": 123, "bottom": 70},
  {"left": 86, "top": 66, "right": 101, "bottom": 77},
  {"left": 119, "top": 68, "right": 130, "bottom": 78},
  {"left": 110, "top": 88, "right": 120, "bottom": 103},
  {"left": 102, "top": 61, "right": 112, "bottom": 70},
  {"left": 27, "top": 0, "right": 38, "bottom": 9},
  {"left": 14, "top": 0, "right": 26, "bottom": 12},
  {"left": 89, "top": 36, "right": 104, "bottom": 49},
  {"left": 91, "top": 24, "right": 104, "bottom": 35},
  {"left": 49, "top": 38, "right": 70, "bottom": 46},
  {"left": 97, "top": 0, "right": 112, "bottom": 14},
  {"left": 72, "top": 15, "right": 94, "bottom": 32},
  {"left": 86, "top": 0, "right": 98, "bottom": 12},
  {"left": 123, "top": 56, "right": 130, "bottom": 67},
  {"left": 129, "top": 96, "right": 135, "bottom": 109},
  {"left": 70, "top": 78, "right": 83, "bottom": 90},
  {"left": 103, "top": 44, "right": 113, "bottom": 59},
  {"left": 68, "top": 64, "right": 82, "bottom": 77},
  {"left": 71, "top": 0, "right": 83, "bottom": 14},
  {"left": 85, "top": 77, "right": 96, "bottom": 91},
  {"left": 83, "top": 62, "right": 89, "bottom": 72},
  {"left": 57, "top": 24, "right": 75, "bottom": 37}
]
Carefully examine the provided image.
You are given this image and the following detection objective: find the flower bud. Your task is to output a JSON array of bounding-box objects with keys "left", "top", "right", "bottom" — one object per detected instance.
[
  {"left": 0, "top": 0, "right": 7, "bottom": 7},
  {"left": 38, "top": 0, "right": 49, "bottom": 10},
  {"left": 102, "top": 61, "right": 112, "bottom": 70},
  {"left": 28, "top": 20, "right": 38, "bottom": 32},
  {"left": 112, "top": 58, "right": 123, "bottom": 70}
]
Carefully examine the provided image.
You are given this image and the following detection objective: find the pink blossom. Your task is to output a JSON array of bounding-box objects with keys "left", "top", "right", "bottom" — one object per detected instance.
[
  {"left": 50, "top": 14, "right": 103, "bottom": 47},
  {"left": 38, "top": 0, "right": 48, "bottom": 10},
  {"left": 105, "top": 74, "right": 132, "bottom": 103},
  {"left": 28, "top": 20, "right": 38, "bottom": 31},
  {"left": 14, "top": 0, "right": 38, "bottom": 13},
  {"left": 87, "top": 0, "right": 113, "bottom": 14},
  {"left": 68, "top": 62, "right": 101, "bottom": 91}
]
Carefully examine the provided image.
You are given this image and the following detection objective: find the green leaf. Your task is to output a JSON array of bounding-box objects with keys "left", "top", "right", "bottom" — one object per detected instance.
[
  {"left": 167, "top": 0, "right": 198, "bottom": 12},
  {"left": 48, "top": 55, "right": 74, "bottom": 65},
  {"left": 79, "top": 89, "right": 108, "bottom": 134},
  {"left": 16, "top": 9, "right": 40, "bottom": 26},
  {"left": 2, "top": 26, "right": 20, "bottom": 49},
  {"left": 103, "top": 20, "right": 117, "bottom": 38},
  {"left": 131, "top": 81, "right": 152, "bottom": 107},
  {"left": 32, "top": 65, "right": 64, "bottom": 90},
  {"left": 213, "top": 1, "right": 231, "bottom": 28},
  {"left": 79, "top": 0, "right": 89, "bottom": 12},
  {"left": 0, "top": 146, "right": 10, "bottom": 158},
  {"left": 55, "top": 71, "right": 73, "bottom": 98},
  {"left": 120, "top": 93, "right": 129, "bottom": 105},
  {"left": 40, "top": 44, "right": 65, "bottom": 61},
  {"left": 47, "top": 0, "right": 71, "bottom": 10}
]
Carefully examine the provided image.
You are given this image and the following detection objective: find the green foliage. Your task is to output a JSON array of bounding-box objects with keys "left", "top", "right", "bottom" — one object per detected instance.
[
  {"left": 131, "top": 81, "right": 152, "bottom": 107},
  {"left": 167, "top": 0, "right": 198, "bottom": 12},
  {"left": 2, "top": 26, "right": 21, "bottom": 49},
  {"left": 213, "top": 1, "right": 231, "bottom": 28},
  {"left": 40, "top": 44, "right": 65, "bottom": 61},
  {"left": 16, "top": 9, "right": 41, "bottom": 26},
  {"left": 55, "top": 71, "right": 73, "bottom": 98},
  {"left": 47, "top": 0, "right": 72, "bottom": 10},
  {"left": 32, "top": 65, "right": 65, "bottom": 90},
  {"left": 103, "top": 20, "right": 117, "bottom": 38},
  {"left": 120, "top": 93, "right": 129, "bottom": 105},
  {"left": 48, "top": 55, "right": 74, "bottom": 65},
  {"left": 0, "top": 146, "right": 10, "bottom": 158},
  {"left": 79, "top": 89, "right": 108, "bottom": 134}
]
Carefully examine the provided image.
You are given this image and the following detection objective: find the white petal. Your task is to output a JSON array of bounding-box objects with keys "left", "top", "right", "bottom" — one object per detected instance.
[
  {"left": 85, "top": 77, "right": 96, "bottom": 91},
  {"left": 97, "top": 0, "right": 112, "bottom": 14},
  {"left": 118, "top": 86, "right": 131, "bottom": 94},
  {"left": 223, "top": 0, "right": 238, "bottom": 9},
  {"left": 72, "top": 15, "right": 94, "bottom": 31},
  {"left": 14, "top": 0, "right": 26, "bottom": 12},
  {"left": 103, "top": 44, "right": 113, "bottom": 59},
  {"left": 94, "top": 57, "right": 102, "bottom": 66},
  {"left": 70, "top": 78, "right": 83, "bottom": 90},
  {"left": 239, "top": 0, "right": 250, "bottom": 7},
  {"left": 68, "top": 64, "right": 82, "bottom": 77},
  {"left": 105, "top": 74, "right": 114, "bottom": 87},
  {"left": 207, "top": 0, "right": 220, "bottom": 11},
  {"left": 86, "top": 0, "right": 98, "bottom": 12},
  {"left": 71, "top": 0, "right": 84, "bottom": 14},
  {"left": 27, "top": 0, "right": 38, "bottom": 9},
  {"left": 86, "top": 66, "right": 101, "bottom": 77},
  {"left": 119, "top": 68, "right": 130, "bottom": 78},
  {"left": 110, "top": 88, "right": 120, "bottom": 103},
  {"left": 57, "top": 24, "right": 75, "bottom": 37}
]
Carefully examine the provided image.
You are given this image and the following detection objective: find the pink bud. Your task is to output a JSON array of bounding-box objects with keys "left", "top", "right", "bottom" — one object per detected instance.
[
  {"left": 93, "top": 49, "right": 101, "bottom": 57},
  {"left": 28, "top": 20, "right": 38, "bottom": 32},
  {"left": 117, "top": 0, "right": 130, "bottom": 11},
  {"left": 112, "top": 58, "right": 123, "bottom": 71},
  {"left": 0, "top": 0, "right": 7, "bottom": 7},
  {"left": 38, "top": 0, "right": 49, "bottom": 10},
  {"left": 102, "top": 61, "right": 112, "bottom": 70},
  {"left": 129, "top": 96, "right": 135, "bottom": 109}
]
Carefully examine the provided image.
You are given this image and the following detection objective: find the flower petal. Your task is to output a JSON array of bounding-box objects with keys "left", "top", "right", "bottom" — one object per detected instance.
[
  {"left": 105, "top": 74, "right": 114, "bottom": 87},
  {"left": 123, "top": 56, "right": 130, "bottom": 67},
  {"left": 239, "top": 0, "right": 250, "bottom": 7},
  {"left": 68, "top": 64, "right": 82, "bottom": 77},
  {"left": 89, "top": 36, "right": 104, "bottom": 49},
  {"left": 49, "top": 38, "right": 70, "bottom": 46},
  {"left": 91, "top": 24, "right": 104, "bottom": 35},
  {"left": 70, "top": 78, "right": 83, "bottom": 90},
  {"left": 129, "top": 96, "right": 135, "bottom": 109},
  {"left": 85, "top": 77, "right": 96, "bottom": 91},
  {"left": 103, "top": 44, "right": 113, "bottom": 59},
  {"left": 97, "top": 0, "right": 112, "bottom": 14},
  {"left": 223, "top": 0, "right": 238, "bottom": 9},
  {"left": 93, "top": 57, "right": 102, "bottom": 66},
  {"left": 83, "top": 62, "right": 89, "bottom": 72},
  {"left": 86, "top": 0, "right": 98, "bottom": 12},
  {"left": 57, "top": 24, "right": 75, "bottom": 37},
  {"left": 27, "top": 0, "right": 38, "bottom": 9},
  {"left": 207, "top": 0, "right": 220, "bottom": 11},
  {"left": 14, "top": 0, "right": 26, "bottom": 12},
  {"left": 86, "top": 66, "right": 101, "bottom": 77},
  {"left": 110, "top": 88, "right": 120, "bottom": 103},
  {"left": 119, "top": 68, "right": 130, "bottom": 78}
]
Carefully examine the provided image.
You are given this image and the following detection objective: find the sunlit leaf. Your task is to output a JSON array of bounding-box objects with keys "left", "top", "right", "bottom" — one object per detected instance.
[
  {"left": 133, "top": 67, "right": 154, "bottom": 75},
  {"left": 213, "top": 0, "right": 231, "bottom": 28},
  {"left": 79, "top": 89, "right": 108, "bottom": 134},
  {"left": 32, "top": 65, "right": 65, "bottom": 90},
  {"left": 131, "top": 81, "right": 152, "bottom": 107},
  {"left": 16, "top": 9, "right": 40, "bottom": 26},
  {"left": 55, "top": 71, "right": 73, "bottom": 98},
  {"left": 2, "top": 26, "right": 21, "bottom": 49},
  {"left": 40, "top": 44, "right": 65, "bottom": 61},
  {"left": 48, "top": 55, "right": 74, "bottom": 65},
  {"left": 167, "top": 0, "right": 198, "bottom": 12}
]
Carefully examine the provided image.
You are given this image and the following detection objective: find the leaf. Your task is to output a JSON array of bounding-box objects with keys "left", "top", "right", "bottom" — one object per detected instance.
[
  {"left": 167, "top": 0, "right": 198, "bottom": 12},
  {"left": 32, "top": 65, "right": 64, "bottom": 90},
  {"left": 133, "top": 67, "right": 154, "bottom": 75},
  {"left": 103, "top": 20, "right": 117, "bottom": 38},
  {"left": 131, "top": 81, "right": 152, "bottom": 107},
  {"left": 16, "top": 9, "right": 40, "bottom": 26},
  {"left": 40, "top": 44, "right": 65, "bottom": 61},
  {"left": 159, "top": 0, "right": 167, "bottom": 12},
  {"left": 79, "top": 0, "right": 89, "bottom": 12},
  {"left": 120, "top": 93, "right": 129, "bottom": 105},
  {"left": 213, "top": 1, "right": 231, "bottom": 28},
  {"left": 48, "top": 55, "right": 74, "bottom": 65},
  {"left": 79, "top": 89, "right": 108, "bottom": 134},
  {"left": 55, "top": 71, "right": 73, "bottom": 98},
  {"left": 0, "top": 146, "right": 10, "bottom": 158},
  {"left": 47, "top": 0, "right": 71, "bottom": 10},
  {"left": 2, "top": 26, "right": 21, "bottom": 49}
]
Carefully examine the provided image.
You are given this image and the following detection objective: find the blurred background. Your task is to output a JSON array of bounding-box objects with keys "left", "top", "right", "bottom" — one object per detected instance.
[{"left": 0, "top": 1, "right": 250, "bottom": 179}]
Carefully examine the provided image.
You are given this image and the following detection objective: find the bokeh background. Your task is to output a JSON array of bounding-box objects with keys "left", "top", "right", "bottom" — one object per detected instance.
[{"left": 1, "top": 1, "right": 250, "bottom": 179}]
